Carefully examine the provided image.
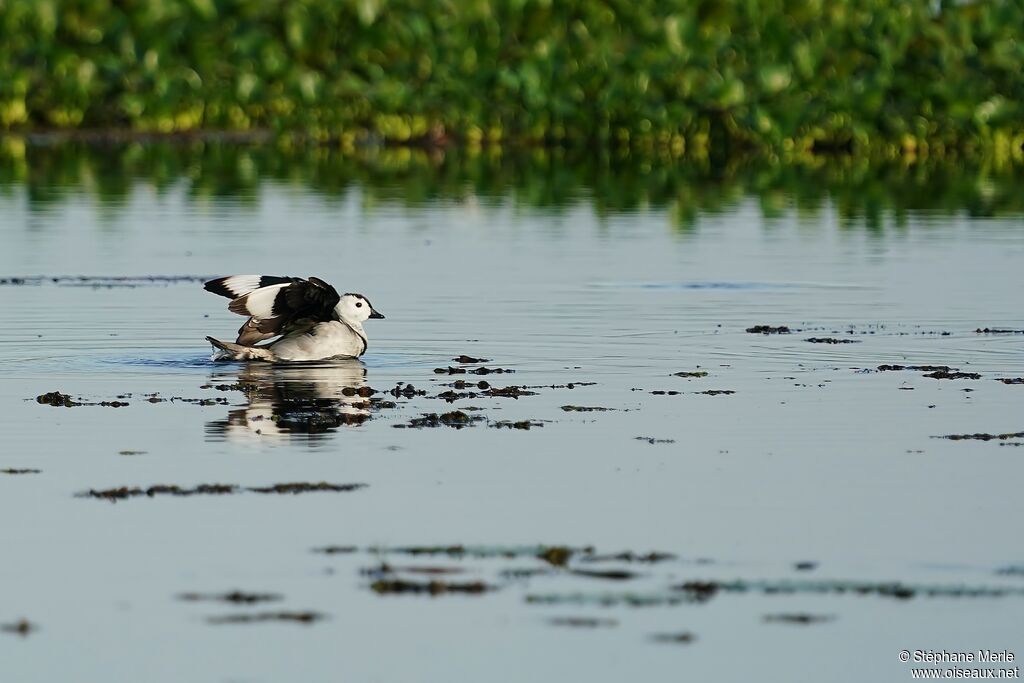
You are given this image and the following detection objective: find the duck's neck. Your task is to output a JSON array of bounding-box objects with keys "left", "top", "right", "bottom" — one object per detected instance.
[{"left": 339, "top": 317, "right": 366, "bottom": 340}]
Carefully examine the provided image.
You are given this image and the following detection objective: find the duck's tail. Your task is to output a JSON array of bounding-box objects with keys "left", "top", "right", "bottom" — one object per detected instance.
[{"left": 206, "top": 336, "right": 276, "bottom": 362}]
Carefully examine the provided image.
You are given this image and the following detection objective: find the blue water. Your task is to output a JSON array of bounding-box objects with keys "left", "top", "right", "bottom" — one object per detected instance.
[{"left": 2, "top": 147, "right": 1023, "bottom": 682}]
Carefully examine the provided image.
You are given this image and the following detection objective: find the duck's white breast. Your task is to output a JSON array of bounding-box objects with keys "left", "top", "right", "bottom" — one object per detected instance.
[{"left": 270, "top": 321, "right": 366, "bottom": 361}]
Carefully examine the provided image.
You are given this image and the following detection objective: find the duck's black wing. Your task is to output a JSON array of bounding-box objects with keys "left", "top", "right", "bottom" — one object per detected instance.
[{"left": 204, "top": 275, "right": 341, "bottom": 345}]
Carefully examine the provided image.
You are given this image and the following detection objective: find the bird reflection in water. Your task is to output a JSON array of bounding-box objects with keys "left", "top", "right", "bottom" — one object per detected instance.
[{"left": 205, "top": 359, "right": 376, "bottom": 442}]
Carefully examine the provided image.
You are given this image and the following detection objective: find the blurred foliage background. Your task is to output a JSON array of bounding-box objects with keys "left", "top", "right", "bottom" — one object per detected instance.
[
  {"left": 2, "top": 139, "right": 1022, "bottom": 231},
  {"left": 1, "top": 0, "right": 1023, "bottom": 157}
]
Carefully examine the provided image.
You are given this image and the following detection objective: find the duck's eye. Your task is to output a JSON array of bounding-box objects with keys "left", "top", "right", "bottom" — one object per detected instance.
[{"left": 355, "top": 302, "right": 363, "bottom": 308}]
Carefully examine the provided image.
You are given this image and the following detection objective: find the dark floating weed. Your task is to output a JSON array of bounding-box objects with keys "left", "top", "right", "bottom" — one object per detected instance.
[
  {"left": 976, "top": 328, "right": 1024, "bottom": 334},
  {"left": 527, "top": 592, "right": 698, "bottom": 607},
  {"left": 695, "top": 390, "right": 736, "bottom": 396},
  {"left": 118, "top": 450, "right": 146, "bottom": 456},
  {"left": 500, "top": 567, "right": 557, "bottom": 579},
  {"left": 570, "top": 568, "right": 639, "bottom": 581},
  {"left": 924, "top": 370, "right": 981, "bottom": 380},
  {"left": 312, "top": 545, "right": 358, "bottom": 555},
  {"left": 675, "top": 581, "right": 719, "bottom": 602},
  {"left": 548, "top": 617, "right": 618, "bottom": 628},
  {"left": 327, "top": 545, "right": 1024, "bottom": 615},
  {"left": 201, "top": 382, "right": 253, "bottom": 392},
  {"left": 248, "top": 482, "right": 367, "bottom": 494},
  {"left": 362, "top": 563, "right": 466, "bottom": 576},
  {"left": 1, "top": 618, "right": 36, "bottom": 636},
  {"left": 449, "top": 380, "right": 491, "bottom": 390},
  {"left": 453, "top": 355, "right": 490, "bottom": 363},
  {"left": 673, "top": 370, "right": 708, "bottom": 377},
  {"left": 435, "top": 390, "right": 476, "bottom": 402},
  {"left": 168, "top": 396, "right": 229, "bottom": 405},
  {"left": 434, "top": 383, "right": 538, "bottom": 402},
  {"left": 388, "top": 383, "right": 426, "bottom": 398},
  {"left": 370, "top": 579, "right": 494, "bottom": 596},
  {"left": 490, "top": 420, "right": 543, "bottom": 430},
  {"left": 485, "top": 385, "right": 536, "bottom": 398},
  {"left": 561, "top": 405, "right": 615, "bottom": 412},
  {"left": 82, "top": 482, "right": 366, "bottom": 501},
  {"left": 805, "top": 337, "right": 861, "bottom": 344},
  {"left": 35, "top": 391, "right": 132, "bottom": 407},
  {"left": 634, "top": 437, "right": 675, "bottom": 445},
  {"left": 746, "top": 325, "right": 792, "bottom": 334},
  {"left": 394, "top": 411, "right": 485, "bottom": 429},
  {"left": 434, "top": 380, "right": 489, "bottom": 402},
  {"left": 372, "top": 544, "right": 481, "bottom": 557},
  {"left": 35, "top": 391, "right": 78, "bottom": 406},
  {"left": 529, "top": 575, "right": 1024, "bottom": 608},
  {"left": 35, "top": 390, "right": 227, "bottom": 408},
  {"left": 996, "top": 378, "right": 1024, "bottom": 384},
  {"left": 650, "top": 632, "right": 697, "bottom": 645},
  {"left": 84, "top": 484, "right": 239, "bottom": 501},
  {"left": 178, "top": 591, "right": 283, "bottom": 604},
  {"left": 1, "top": 468, "right": 40, "bottom": 475},
  {"left": 434, "top": 366, "right": 514, "bottom": 375},
  {"left": 207, "top": 611, "right": 324, "bottom": 625},
  {"left": 0, "top": 275, "right": 206, "bottom": 287},
  {"left": 581, "top": 551, "right": 677, "bottom": 564},
  {"left": 434, "top": 367, "right": 466, "bottom": 375},
  {"left": 678, "top": 578, "right": 1024, "bottom": 600},
  {"left": 366, "top": 545, "right": 593, "bottom": 565},
  {"left": 537, "top": 546, "right": 576, "bottom": 566},
  {"left": 650, "top": 390, "right": 681, "bottom": 395},
  {"left": 877, "top": 364, "right": 955, "bottom": 372},
  {"left": 763, "top": 613, "right": 835, "bottom": 625},
  {"left": 935, "top": 431, "right": 1024, "bottom": 441}
]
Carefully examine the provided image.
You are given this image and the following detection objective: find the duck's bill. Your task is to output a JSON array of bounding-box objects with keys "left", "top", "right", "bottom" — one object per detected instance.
[{"left": 369, "top": 309, "right": 385, "bottom": 319}]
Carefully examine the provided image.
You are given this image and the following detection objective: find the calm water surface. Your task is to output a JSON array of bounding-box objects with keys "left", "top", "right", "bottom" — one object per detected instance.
[{"left": 1, "top": 145, "right": 1023, "bottom": 682}]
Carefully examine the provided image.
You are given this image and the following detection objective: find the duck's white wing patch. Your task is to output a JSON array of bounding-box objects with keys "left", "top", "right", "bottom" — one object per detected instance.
[
  {"left": 227, "top": 282, "right": 292, "bottom": 318},
  {"left": 209, "top": 274, "right": 261, "bottom": 298},
  {"left": 204, "top": 275, "right": 293, "bottom": 300}
]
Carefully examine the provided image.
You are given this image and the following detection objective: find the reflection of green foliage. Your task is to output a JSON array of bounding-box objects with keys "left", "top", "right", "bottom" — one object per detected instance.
[
  {"left": 2, "top": 142, "right": 1022, "bottom": 232},
  {"left": 1, "top": 1, "right": 1023, "bottom": 153}
]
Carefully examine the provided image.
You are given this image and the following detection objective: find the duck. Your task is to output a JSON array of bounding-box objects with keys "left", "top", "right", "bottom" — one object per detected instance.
[{"left": 203, "top": 275, "right": 384, "bottom": 361}]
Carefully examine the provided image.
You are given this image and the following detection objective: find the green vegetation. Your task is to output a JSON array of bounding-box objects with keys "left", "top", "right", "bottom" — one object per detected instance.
[
  {"left": 1, "top": 0, "right": 1023, "bottom": 156},
  {"left": 2, "top": 0, "right": 1024, "bottom": 155}
]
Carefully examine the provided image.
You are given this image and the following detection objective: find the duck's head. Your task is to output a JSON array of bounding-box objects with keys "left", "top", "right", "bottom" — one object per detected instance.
[{"left": 335, "top": 293, "right": 385, "bottom": 324}]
